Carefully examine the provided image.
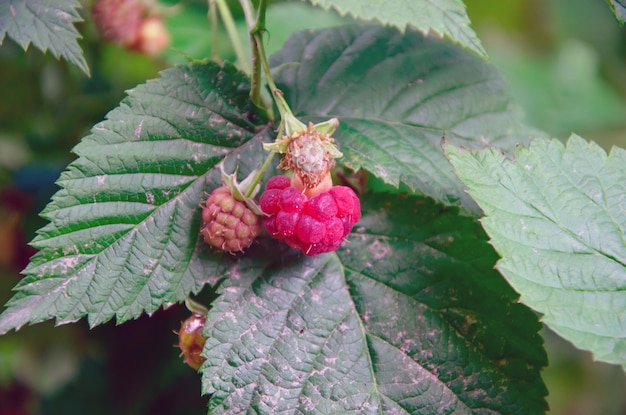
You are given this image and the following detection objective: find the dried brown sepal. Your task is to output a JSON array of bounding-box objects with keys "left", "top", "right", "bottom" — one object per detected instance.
[{"left": 278, "top": 123, "right": 338, "bottom": 189}]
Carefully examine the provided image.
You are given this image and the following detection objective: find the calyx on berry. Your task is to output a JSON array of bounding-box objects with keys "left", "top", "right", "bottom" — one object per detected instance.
[
  {"left": 264, "top": 114, "right": 343, "bottom": 190},
  {"left": 200, "top": 163, "right": 264, "bottom": 253}
]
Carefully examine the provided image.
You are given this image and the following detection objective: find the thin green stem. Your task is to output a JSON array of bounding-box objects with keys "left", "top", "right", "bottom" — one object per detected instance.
[
  {"left": 252, "top": 0, "right": 267, "bottom": 35},
  {"left": 215, "top": 0, "right": 251, "bottom": 74},
  {"left": 243, "top": 121, "right": 284, "bottom": 198},
  {"left": 208, "top": 0, "right": 219, "bottom": 61},
  {"left": 239, "top": 0, "right": 255, "bottom": 30},
  {"left": 239, "top": 0, "right": 263, "bottom": 110},
  {"left": 244, "top": 150, "right": 276, "bottom": 198},
  {"left": 255, "top": 36, "right": 292, "bottom": 118},
  {"left": 249, "top": 36, "right": 263, "bottom": 110},
  {"left": 243, "top": 0, "right": 293, "bottom": 119}
]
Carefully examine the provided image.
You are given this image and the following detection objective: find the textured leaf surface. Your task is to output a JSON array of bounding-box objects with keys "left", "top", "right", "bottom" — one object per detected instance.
[
  {"left": 0, "top": 62, "right": 270, "bottom": 333},
  {"left": 0, "top": 0, "right": 89, "bottom": 75},
  {"left": 201, "top": 194, "right": 547, "bottom": 414},
  {"left": 271, "top": 25, "right": 540, "bottom": 215},
  {"left": 303, "top": 0, "right": 486, "bottom": 57},
  {"left": 446, "top": 135, "right": 626, "bottom": 368}
]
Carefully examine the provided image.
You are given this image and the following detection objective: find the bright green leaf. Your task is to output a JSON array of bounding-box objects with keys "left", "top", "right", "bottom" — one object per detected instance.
[
  {"left": 0, "top": 62, "right": 271, "bottom": 333},
  {"left": 0, "top": 0, "right": 89, "bottom": 75},
  {"left": 446, "top": 135, "right": 626, "bottom": 368},
  {"left": 201, "top": 195, "right": 547, "bottom": 414},
  {"left": 271, "top": 25, "right": 540, "bottom": 214},
  {"left": 302, "top": 0, "right": 487, "bottom": 58}
]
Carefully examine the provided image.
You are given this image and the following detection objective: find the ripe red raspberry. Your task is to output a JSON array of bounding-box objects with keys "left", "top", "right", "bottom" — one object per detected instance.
[
  {"left": 201, "top": 186, "right": 262, "bottom": 253},
  {"left": 259, "top": 176, "right": 360, "bottom": 256},
  {"left": 177, "top": 313, "right": 207, "bottom": 370}
]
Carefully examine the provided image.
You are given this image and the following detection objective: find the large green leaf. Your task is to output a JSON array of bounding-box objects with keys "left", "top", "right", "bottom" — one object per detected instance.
[
  {"left": 0, "top": 62, "right": 270, "bottom": 333},
  {"left": 303, "top": 0, "right": 487, "bottom": 58},
  {"left": 201, "top": 194, "right": 547, "bottom": 414},
  {"left": 0, "top": 0, "right": 89, "bottom": 75},
  {"left": 271, "top": 25, "right": 540, "bottom": 215},
  {"left": 446, "top": 135, "right": 626, "bottom": 368}
]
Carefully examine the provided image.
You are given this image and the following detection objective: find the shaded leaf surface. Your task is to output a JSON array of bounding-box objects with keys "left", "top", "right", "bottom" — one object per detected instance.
[
  {"left": 0, "top": 62, "right": 271, "bottom": 333},
  {"left": 271, "top": 25, "right": 540, "bottom": 214},
  {"left": 201, "top": 194, "right": 547, "bottom": 414},
  {"left": 0, "top": 0, "right": 89, "bottom": 75},
  {"left": 446, "top": 135, "right": 626, "bottom": 368},
  {"left": 303, "top": 0, "right": 486, "bottom": 57}
]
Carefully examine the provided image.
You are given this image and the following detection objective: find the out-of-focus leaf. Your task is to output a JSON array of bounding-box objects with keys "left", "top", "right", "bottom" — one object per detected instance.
[{"left": 492, "top": 40, "right": 626, "bottom": 139}]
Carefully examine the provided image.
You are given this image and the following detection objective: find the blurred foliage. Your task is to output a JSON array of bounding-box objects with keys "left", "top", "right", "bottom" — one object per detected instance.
[
  {"left": 466, "top": 0, "right": 626, "bottom": 151},
  {"left": 0, "top": 0, "right": 625, "bottom": 414}
]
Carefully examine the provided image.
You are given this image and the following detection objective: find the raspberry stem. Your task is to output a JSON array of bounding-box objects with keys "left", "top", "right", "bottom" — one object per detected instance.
[
  {"left": 239, "top": 0, "right": 293, "bottom": 120},
  {"left": 214, "top": 0, "right": 251, "bottom": 74},
  {"left": 257, "top": 38, "right": 293, "bottom": 119},
  {"left": 245, "top": 150, "right": 276, "bottom": 198},
  {"left": 242, "top": 118, "right": 285, "bottom": 199},
  {"left": 209, "top": 0, "right": 220, "bottom": 62},
  {"left": 238, "top": 0, "right": 264, "bottom": 111}
]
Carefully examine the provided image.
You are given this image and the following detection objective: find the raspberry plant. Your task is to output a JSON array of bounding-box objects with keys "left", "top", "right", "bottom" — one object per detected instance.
[{"left": 1, "top": 0, "right": 625, "bottom": 414}]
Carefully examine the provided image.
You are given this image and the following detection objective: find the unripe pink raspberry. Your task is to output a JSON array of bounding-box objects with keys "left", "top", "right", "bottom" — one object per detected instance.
[
  {"left": 201, "top": 186, "right": 262, "bottom": 253},
  {"left": 92, "top": 0, "right": 170, "bottom": 55},
  {"left": 259, "top": 176, "right": 361, "bottom": 256}
]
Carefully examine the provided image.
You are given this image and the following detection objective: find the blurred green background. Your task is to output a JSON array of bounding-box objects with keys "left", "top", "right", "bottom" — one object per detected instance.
[{"left": 1, "top": 0, "right": 625, "bottom": 413}]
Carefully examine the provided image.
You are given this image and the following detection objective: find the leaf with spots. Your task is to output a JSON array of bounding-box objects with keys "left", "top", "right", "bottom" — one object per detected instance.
[
  {"left": 0, "top": 0, "right": 89, "bottom": 75},
  {"left": 271, "top": 25, "right": 543, "bottom": 215},
  {"left": 200, "top": 194, "right": 548, "bottom": 414},
  {"left": 446, "top": 135, "right": 626, "bottom": 369},
  {"left": 0, "top": 61, "right": 272, "bottom": 333}
]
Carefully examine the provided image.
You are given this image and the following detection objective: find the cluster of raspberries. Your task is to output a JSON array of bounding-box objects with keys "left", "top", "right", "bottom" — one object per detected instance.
[{"left": 259, "top": 176, "right": 361, "bottom": 256}]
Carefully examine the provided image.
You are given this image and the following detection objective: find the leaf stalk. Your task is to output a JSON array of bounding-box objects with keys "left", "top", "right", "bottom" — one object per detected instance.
[{"left": 214, "top": 0, "right": 251, "bottom": 74}]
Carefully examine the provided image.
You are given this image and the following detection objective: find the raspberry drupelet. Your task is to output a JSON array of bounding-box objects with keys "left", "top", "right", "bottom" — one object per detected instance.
[
  {"left": 201, "top": 186, "right": 262, "bottom": 253},
  {"left": 259, "top": 176, "right": 361, "bottom": 256}
]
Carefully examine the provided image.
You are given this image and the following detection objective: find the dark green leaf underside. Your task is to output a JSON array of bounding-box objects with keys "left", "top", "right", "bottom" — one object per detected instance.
[
  {"left": 0, "top": 0, "right": 89, "bottom": 74},
  {"left": 271, "top": 25, "right": 541, "bottom": 215},
  {"left": 446, "top": 135, "right": 626, "bottom": 368},
  {"left": 201, "top": 194, "right": 548, "bottom": 414},
  {"left": 0, "top": 62, "right": 271, "bottom": 333}
]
